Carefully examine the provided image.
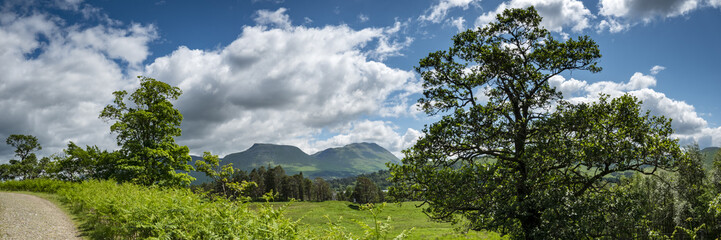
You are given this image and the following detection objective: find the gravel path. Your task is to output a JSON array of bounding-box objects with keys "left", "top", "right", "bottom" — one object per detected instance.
[{"left": 0, "top": 192, "right": 83, "bottom": 240}]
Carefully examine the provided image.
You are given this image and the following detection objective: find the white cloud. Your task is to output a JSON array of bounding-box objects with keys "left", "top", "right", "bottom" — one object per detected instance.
[
  {"left": 0, "top": 6, "right": 422, "bottom": 162},
  {"left": 596, "top": 0, "right": 718, "bottom": 32},
  {"left": 475, "top": 0, "right": 593, "bottom": 33},
  {"left": 599, "top": 0, "right": 700, "bottom": 20},
  {"left": 370, "top": 20, "right": 414, "bottom": 61},
  {"left": 254, "top": 8, "right": 292, "bottom": 29},
  {"left": 597, "top": 18, "right": 629, "bottom": 33},
  {"left": 549, "top": 72, "right": 721, "bottom": 148},
  {"left": 451, "top": 17, "right": 466, "bottom": 32},
  {"left": 358, "top": 14, "right": 369, "bottom": 23},
  {"left": 650, "top": 65, "right": 666, "bottom": 75},
  {"left": 144, "top": 9, "right": 420, "bottom": 158},
  {"left": 710, "top": 0, "right": 721, "bottom": 7},
  {"left": 0, "top": 11, "right": 156, "bottom": 161},
  {"left": 625, "top": 72, "right": 657, "bottom": 90},
  {"left": 419, "top": 0, "right": 479, "bottom": 23},
  {"left": 67, "top": 23, "right": 158, "bottom": 66}
]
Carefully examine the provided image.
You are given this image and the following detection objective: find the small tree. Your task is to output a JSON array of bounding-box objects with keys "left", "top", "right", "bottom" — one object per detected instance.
[
  {"left": 4, "top": 134, "right": 44, "bottom": 179},
  {"left": 195, "top": 152, "right": 235, "bottom": 196},
  {"left": 352, "top": 177, "right": 380, "bottom": 204},
  {"left": 313, "top": 177, "right": 333, "bottom": 201},
  {"left": 6, "top": 134, "right": 41, "bottom": 162},
  {"left": 100, "top": 76, "right": 194, "bottom": 187}
]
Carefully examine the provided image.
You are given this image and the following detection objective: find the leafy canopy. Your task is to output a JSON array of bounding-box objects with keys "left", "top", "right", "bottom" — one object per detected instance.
[
  {"left": 6, "top": 134, "right": 41, "bottom": 163},
  {"left": 388, "top": 7, "right": 682, "bottom": 239},
  {"left": 2, "top": 134, "right": 48, "bottom": 180},
  {"left": 100, "top": 76, "right": 194, "bottom": 187}
]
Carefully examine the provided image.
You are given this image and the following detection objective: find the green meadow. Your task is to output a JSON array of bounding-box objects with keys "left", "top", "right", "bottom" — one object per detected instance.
[{"left": 264, "top": 201, "right": 507, "bottom": 240}]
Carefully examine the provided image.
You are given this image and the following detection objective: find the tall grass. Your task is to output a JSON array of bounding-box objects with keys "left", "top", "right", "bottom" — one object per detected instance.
[
  {"left": 0, "top": 178, "right": 73, "bottom": 193},
  {"left": 0, "top": 179, "right": 423, "bottom": 239},
  {"left": 1, "top": 179, "right": 306, "bottom": 239}
]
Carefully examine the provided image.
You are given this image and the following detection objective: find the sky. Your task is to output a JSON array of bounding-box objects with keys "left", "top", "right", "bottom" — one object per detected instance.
[{"left": 0, "top": 0, "right": 720, "bottom": 162}]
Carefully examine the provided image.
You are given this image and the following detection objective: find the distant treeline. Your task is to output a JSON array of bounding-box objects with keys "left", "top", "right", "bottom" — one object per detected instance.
[
  {"left": 194, "top": 165, "right": 385, "bottom": 203},
  {"left": 327, "top": 170, "right": 391, "bottom": 192}
]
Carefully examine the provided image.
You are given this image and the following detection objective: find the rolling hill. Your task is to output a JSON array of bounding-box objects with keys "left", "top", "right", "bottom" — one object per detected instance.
[
  {"left": 701, "top": 147, "right": 719, "bottom": 169},
  {"left": 188, "top": 142, "right": 400, "bottom": 184}
]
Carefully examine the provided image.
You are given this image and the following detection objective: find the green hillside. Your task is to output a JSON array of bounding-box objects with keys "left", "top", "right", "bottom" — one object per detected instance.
[
  {"left": 188, "top": 142, "right": 399, "bottom": 184},
  {"left": 701, "top": 147, "right": 719, "bottom": 169},
  {"left": 223, "top": 143, "right": 318, "bottom": 173},
  {"left": 311, "top": 142, "right": 400, "bottom": 178}
]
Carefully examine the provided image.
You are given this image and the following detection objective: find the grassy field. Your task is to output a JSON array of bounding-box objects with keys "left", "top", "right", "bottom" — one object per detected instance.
[{"left": 263, "top": 201, "right": 507, "bottom": 239}]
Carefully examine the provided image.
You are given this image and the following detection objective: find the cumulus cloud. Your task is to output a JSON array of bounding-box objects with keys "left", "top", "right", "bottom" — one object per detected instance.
[
  {"left": 475, "top": 0, "right": 593, "bottom": 33},
  {"left": 597, "top": 18, "right": 629, "bottom": 33},
  {"left": 549, "top": 72, "right": 721, "bottom": 148},
  {"left": 0, "top": 10, "right": 156, "bottom": 161},
  {"left": 451, "top": 17, "right": 466, "bottom": 32},
  {"left": 711, "top": 0, "right": 721, "bottom": 7},
  {"left": 599, "top": 0, "right": 700, "bottom": 20},
  {"left": 254, "top": 8, "right": 292, "bottom": 29},
  {"left": 419, "top": 0, "right": 479, "bottom": 23},
  {"left": 596, "top": 0, "right": 720, "bottom": 32},
  {"left": 650, "top": 65, "right": 666, "bottom": 75},
  {"left": 0, "top": 6, "right": 422, "bottom": 162},
  {"left": 144, "top": 8, "right": 421, "bottom": 157}
]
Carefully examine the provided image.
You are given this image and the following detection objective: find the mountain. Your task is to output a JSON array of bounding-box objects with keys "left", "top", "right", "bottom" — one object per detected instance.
[
  {"left": 311, "top": 143, "right": 399, "bottom": 178},
  {"left": 223, "top": 143, "right": 317, "bottom": 173},
  {"left": 187, "top": 142, "right": 400, "bottom": 184},
  {"left": 701, "top": 147, "right": 719, "bottom": 169}
]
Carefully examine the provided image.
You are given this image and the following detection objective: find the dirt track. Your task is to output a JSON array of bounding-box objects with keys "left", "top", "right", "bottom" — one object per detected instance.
[{"left": 0, "top": 192, "right": 82, "bottom": 240}]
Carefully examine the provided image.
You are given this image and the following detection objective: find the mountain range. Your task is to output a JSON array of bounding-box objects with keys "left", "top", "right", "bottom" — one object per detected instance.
[{"left": 188, "top": 142, "right": 399, "bottom": 184}]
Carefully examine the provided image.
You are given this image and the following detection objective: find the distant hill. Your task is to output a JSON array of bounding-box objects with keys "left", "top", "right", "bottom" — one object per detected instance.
[
  {"left": 223, "top": 143, "right": 318, "bottom": 173},
  {"left": 701, "top": 147, "right": 719, "bottom": 169},
  {"left": 311, "top": 143, "right": 398, "bottom": 178},
  {"left": 188, "top": 142, "right": 399, "bottom": 184}
]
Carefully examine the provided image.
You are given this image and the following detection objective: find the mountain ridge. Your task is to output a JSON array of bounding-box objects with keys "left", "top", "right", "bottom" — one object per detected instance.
[{"left": 188, "top": 142, "right": 399, "bottom": 184}]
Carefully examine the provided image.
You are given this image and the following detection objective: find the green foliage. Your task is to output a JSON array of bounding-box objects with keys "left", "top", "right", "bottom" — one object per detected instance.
[
  {"left": 712, "top": 149, "right": 721, "bottom": 195},
  {"left": 194, "top": 151, "right": 235, "bottom": 196},
  {"left": 0, "top": 178, "right": 74, "bottom": 193},
  {"left": 711, "top": 194, "right": 721, "bottom": 217},
  {"left": 388, "top": 7, "right": 683, "bottom": 239},
  {"left": 4, "top": 179, "right": 305, "bottom": 239},
  {"left": 100, "top": 76, "right": 194, "bottom": 187},
  {"left": 1, "top": 134, "right": 48, "bottom": 180},
  {"left": 6, "top": 134, "right": 42, "bottom": 162},
  {"left": 312, "top": 177, "right": 334, "bottom": 202},
  {"left": 52, "top": 142, "right": 118, "bottom": 182},
  {"left": 352, "top": 177, "right": 382, "bottom": 204},
  {"left": 328, "top": 170, "right": 392, "bottom": 193},
  {"left": 195, "top": 165, "right": 334, "bottom": 202}
]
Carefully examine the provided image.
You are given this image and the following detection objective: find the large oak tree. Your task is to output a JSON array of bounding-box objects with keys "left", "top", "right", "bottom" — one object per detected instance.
[{"left": 388, "top": 7, "right": 682, "bottom": 239}]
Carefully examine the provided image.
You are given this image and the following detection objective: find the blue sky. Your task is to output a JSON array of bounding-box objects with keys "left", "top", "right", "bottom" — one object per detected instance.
[{"left": 0, "top": 0, "right": 719, "bottom": 161}]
